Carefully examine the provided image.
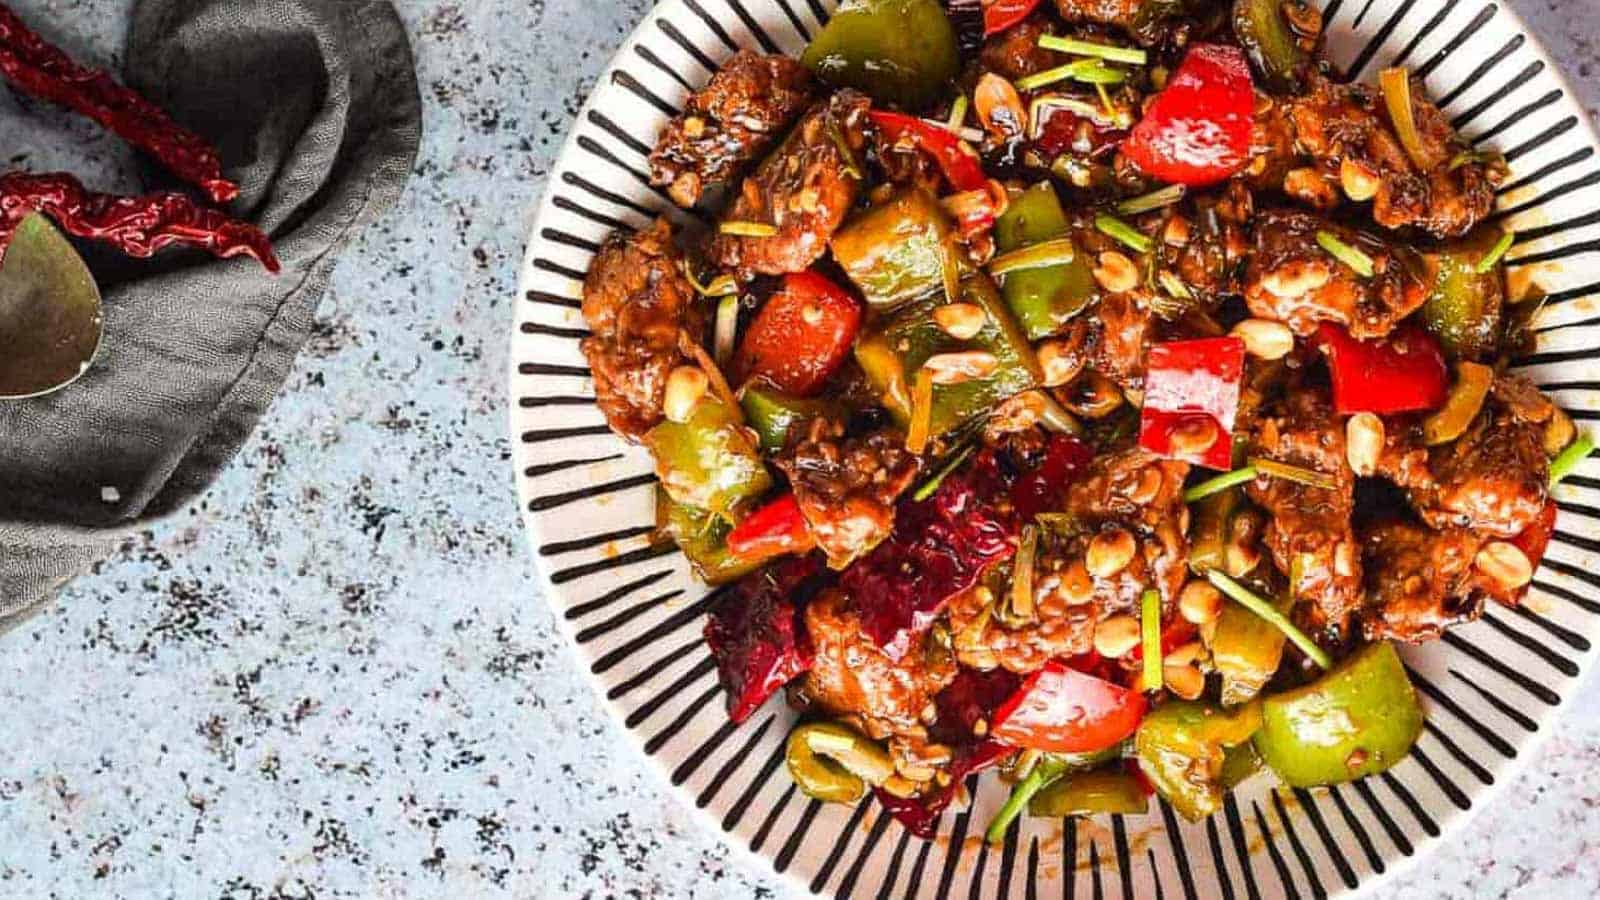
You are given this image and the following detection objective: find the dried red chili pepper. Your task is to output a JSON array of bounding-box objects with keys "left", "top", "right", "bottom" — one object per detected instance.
[
  {"left": 0, "top": 4, "right": 239, "bottom": 204},
  {"left": 0, "top": 172, "right": 279, "bottom": 272}
]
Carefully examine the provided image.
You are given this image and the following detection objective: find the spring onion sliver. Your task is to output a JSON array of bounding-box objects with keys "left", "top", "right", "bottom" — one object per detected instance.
[
  {"left": 1016, "top": 59, "right": 1127, "bottom": 92},
  {"left": 1250, "top": 456, "right": 1338, "bottom": 491},
  {"left": 1095, "top": 82, "right": 1115, "bottom": 117},
  {"left": 906, "top": 369, "right": 933, "bottom": 455},
  {"left": 1033, "top": 389, "right": 1084, "bottom": 436},
  {"left": 713, "top": 294, "right": 739, "bottom": 367},
  {"left": 1475, "top": 230, "right": 1515, "bottom": 274},
  {"left": 988, "top": 237, "right": 1078, "bottom": 276},
  {"left": 1095, "top": 213, "right": 1152, "bottom": 254},
  {"left": 1550, "top": 432, "right": 1596, "bottom": 487},
  {"left": 719, "top": 220, "right": 778, "bottom": 237},
  {"left": 913, "top": 443, "right": 975, "bottom": 502},
  {"left": 1158, "top": 270, "right": 1192, "bottom": 300},
  {"left": 1140, "top": 589, "right": 1162, "bottom": 691},
  {"left": 1315, "top": 230, "right": 1374, "bottom": 278},
  {"left": 1116, "top": 184, "right": 1186, "bottom": 216},
  {"left": 1038, "top": 34, "right": 1148, "bottom": 66},
  {"left": 1207, "top": 569, "right": 1333, "bottom": 670},
  {"left": 681, "top": 261, "right": 738, "bottom": 298},
  {"left": 1011, "top": 525, "right": 1039, "bottom": 622},
  {"left": 985, "top": 760, "right": 1060, "bottom": 844},
  {"left": 1379, "top": 67, "right": 1430, "bottom": 173},
  {"left": 825, "top": 117, "right": 863, "bottom": 180},
  {"left": 946, "top": 94, "right": 969, "bottom": 131},
  {"left": 1183, "top": 466, "right": 1257, "bottom": 503}
]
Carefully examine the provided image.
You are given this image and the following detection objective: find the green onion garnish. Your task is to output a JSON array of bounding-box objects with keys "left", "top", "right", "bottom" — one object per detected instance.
[
  {"left": 1010, "top": 525, "right": 1040, "bottom": 623},
  {"left": 985, "top": 757, "right": 1063, "bottom": 844},
  {"left": 1158, "top": 270, "right": 1192, "bottom": 300},
  {"left": 713, "top": 294, "right": 740, "bottom": 367},
  {"left": 1115, "top": 184, "right": 1186, "bottom": 216},
  {"left": 1379, "top": 67, "right": 1430, "bottom": 173},
  {"left": 946, "top": 95, "right": 969, "bottom": 132},
  {"left": 1095, "top": 213, "right": 1151, "bottom": 254},
  {"left": 1095, "top": 82, "right": 1115, "bottom": 117},
  {"left": 988, "top": 237, "right": 1078, "bottom": 276},
  {"left": 913, "top": 443, "right": 975, "bottom": 502},
  {"left": 1249, "top": 456, "right": 1338, "bottom": 491},
  {"left": 1183, "top": 466, "right": 1257, "bottom": 503},
  {"left": 1038, "top": 34, "right": 1148, "bottom": 65},
  {"left": 719, "top": 220, "right": 778, "bottom": 237},
  {"left": 825, "top": 117, "right": 863, "bottom": 180},
  {"left": 1140, "top": 588, "right": 1162, "bottom": 691},
  {"left": 1033, "top": 389, "right": 1083, "bottom": 436},
  {"left": 1206, "top": 570, "right": 1333, "bottom": 670},
  {"left": 1475, "top": 230, "right": 1515, "bottom": 274},
  {"left": 1550, "top": 432, "right": 1596, "bottom": 487},
  {"left": 681, "top": 260, "right": 738, "bottom": 298},
  {"left": 1316, "top": 230, "right": 1374, "bottom": 278},
  {"left": 1015, "top": 59, "right": 1127, "bottom": 92}
]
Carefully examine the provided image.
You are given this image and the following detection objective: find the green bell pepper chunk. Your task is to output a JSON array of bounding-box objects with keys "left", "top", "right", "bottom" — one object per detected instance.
[
  {"left": 645, "top": 396, "right": 772, "bottom": 518},
  {"left": 1135, "top": 700, "right": 1262, "bottom": 821},
  {"left": 855, "top": 273, "right": 1040, "bottom": 439},
  {"left": 1254, "top": 642, "right": 1424, "bottom": 788},
  {"left": 1186, "top": 487, "right": 1239, "bottom": 576},
  {"left": 1218, "top": 739, "right": 1263, "bottom": 790},
  {"left": 1212, "top": 586, "right": 1293, "bottom": 707},
  {"left": 831, "top": 188, "right": 956, "bottom": 310},
  {"left": 985, "top": 746, "right": 1119, "bottom": 843},
  {"left": 993, "top": 183, "right": 1098, "bottom": 341},
  {"left": 1232, "top": 0, "right": 1309, "bottom": 93},
  {"left": 1421, "top": 226, "right": 1507, "bottom": 362},
  {"left": 800, "top": 0, "right": 959, "bottom": 110},
  {"left": 1028, "top": 767, "right": 1149, "bottom": 817},
  {"left": 739, "top": 386, "right": 840, "bottom": 453},
  {"left": 655, "top": 487, "right": 764, "bottom": 584}
]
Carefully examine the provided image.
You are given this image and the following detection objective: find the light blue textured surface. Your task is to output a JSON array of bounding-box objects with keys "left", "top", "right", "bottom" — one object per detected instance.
[{"left": 0, "top": 1, "right": 1597, "bottom": 897}]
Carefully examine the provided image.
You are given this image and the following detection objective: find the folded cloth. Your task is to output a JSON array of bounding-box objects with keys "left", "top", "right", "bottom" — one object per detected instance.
[{"left": 0, "top": 0, "right": 421, "bottom": 634}]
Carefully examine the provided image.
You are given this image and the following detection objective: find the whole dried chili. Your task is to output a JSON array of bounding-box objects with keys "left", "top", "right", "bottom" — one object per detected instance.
[
  {"left": 0, "top": 4, "right": 239, "bottom": 204},
  {"left": 0, "top": 172, "right": 279, "bottom": 272}
]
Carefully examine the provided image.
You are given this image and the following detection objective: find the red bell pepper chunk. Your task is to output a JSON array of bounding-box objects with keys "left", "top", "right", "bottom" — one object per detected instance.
[
  {"left": 1315, "top": 323, "right": 1448, "bottom": 415},
  {"left": 731, "top": 270, "right": 862, "bottom": 397},
  {"left": 1139, "top": 336, "right": 1246, "bottom": 471},
  {"left": 726, "top": 493, "right": 815, "bottom": 561},
  {"left": 989, "top": 660, "right": 1148, "bottom": 753},
  {"left": 868, "top": 109, "right": 988, "bottom": 193},
  {"left": 1122, "top": 43, "right": 1254, "bottom": 187},
  {"left": 982, "top": 0, "right": 1043, "bottom": 35}
]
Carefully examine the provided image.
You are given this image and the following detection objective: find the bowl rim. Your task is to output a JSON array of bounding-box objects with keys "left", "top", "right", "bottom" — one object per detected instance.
[{"left": 509, "top": 1, "right": 1600, "bottom": 895}]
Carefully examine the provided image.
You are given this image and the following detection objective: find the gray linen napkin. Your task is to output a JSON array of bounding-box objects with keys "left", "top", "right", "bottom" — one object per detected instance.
[{"left": 0, "top": 0, "right": 422, "bottom": 634}]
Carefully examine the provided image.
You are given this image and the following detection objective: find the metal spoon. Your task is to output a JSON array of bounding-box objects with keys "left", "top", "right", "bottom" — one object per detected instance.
[{"left": 0, "top": 212, "right": 103, "bottom": 399}]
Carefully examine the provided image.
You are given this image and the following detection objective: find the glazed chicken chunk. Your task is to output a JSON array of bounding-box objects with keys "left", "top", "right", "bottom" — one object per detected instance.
[
  {"left": 649, "top": 51, "right": 814, "bottom": 208},
  {"left": 710, "top": 90, "right": 869, "bottom": 276},
  {"left": 1245, "top": 208, "right": 1429, "bottom": 339},
  {"left": 578, "top": 218, "right": 704, "bottom": 440}
]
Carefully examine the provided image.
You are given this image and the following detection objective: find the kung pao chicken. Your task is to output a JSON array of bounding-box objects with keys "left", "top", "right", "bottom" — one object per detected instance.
[{"left": 576, "top": 0, "right": 1596, "bottom": 841}]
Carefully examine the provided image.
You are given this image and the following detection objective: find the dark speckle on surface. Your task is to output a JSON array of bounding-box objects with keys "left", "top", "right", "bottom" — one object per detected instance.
[{"left": 0, "top": 1, "right": 1598, "bottom": 898}]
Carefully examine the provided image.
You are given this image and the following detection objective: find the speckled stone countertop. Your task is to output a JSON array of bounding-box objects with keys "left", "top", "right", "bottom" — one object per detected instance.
[{"left": 0, "top": 1, "right": 1597, "bottom": 898}]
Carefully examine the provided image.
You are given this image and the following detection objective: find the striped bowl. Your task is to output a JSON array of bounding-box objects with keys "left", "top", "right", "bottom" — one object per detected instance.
[{"left": 512, "top": 1, "right": 1600, "bottom": 896}]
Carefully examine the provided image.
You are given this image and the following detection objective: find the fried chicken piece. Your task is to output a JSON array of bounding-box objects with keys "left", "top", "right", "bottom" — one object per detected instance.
[
  {"left": 578, "top": 218, "right": 704, "bottom": 440},
  {"left": 649, "top": 51, "right": 813, "bottom": 207}
]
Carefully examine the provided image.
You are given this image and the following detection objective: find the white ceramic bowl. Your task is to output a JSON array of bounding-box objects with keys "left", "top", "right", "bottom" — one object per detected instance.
[{"left": 512, "top": 2, "right": 1600, "bottom": 895}]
